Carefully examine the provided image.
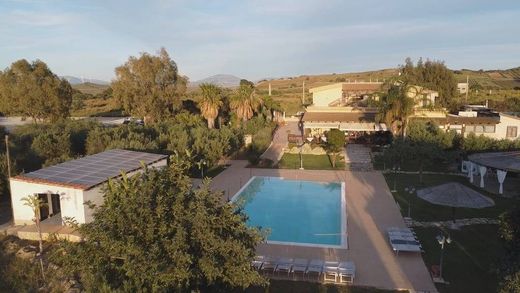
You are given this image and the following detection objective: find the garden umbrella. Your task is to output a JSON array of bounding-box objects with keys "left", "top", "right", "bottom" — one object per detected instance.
[{"left": 416, "top": 182, "right": 495, "bottom": 222}]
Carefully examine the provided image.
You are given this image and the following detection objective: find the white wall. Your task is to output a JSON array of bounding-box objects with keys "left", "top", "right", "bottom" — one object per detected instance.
[
  {"left": 493, "top": 114, "right": 520, "bottom": 140},
  {"left": 10, "top": 158, "right": 169, "bottom": 226},
  {"left": 312, "top": 87, "right": 343, "bottom": 107},
  {"left": 9, "top": 179, "right": 85, "bottom": 225}
]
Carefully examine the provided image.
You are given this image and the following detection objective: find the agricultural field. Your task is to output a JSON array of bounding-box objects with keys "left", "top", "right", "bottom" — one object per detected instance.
[{"left": 71, "top": 82, "right": 110, "bottom": 95}]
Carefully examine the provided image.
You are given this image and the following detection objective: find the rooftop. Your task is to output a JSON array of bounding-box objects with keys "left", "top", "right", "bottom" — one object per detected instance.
[
  {"left": 302, "top": 111, "right": 377, "bottom": 123},
  {"left": 309, "top": 82, "right": 383, "bottom": 93},
  {"left": 14, "top": 149, "right": 168, "bottom": 190},
  {"left": 468, "top": 151, "right": 520, "bottom": 172}
]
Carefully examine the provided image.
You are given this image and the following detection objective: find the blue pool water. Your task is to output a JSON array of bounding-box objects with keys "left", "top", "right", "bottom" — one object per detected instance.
[{"left": 233, "top": 177, "right": 344, "bottom": 247}]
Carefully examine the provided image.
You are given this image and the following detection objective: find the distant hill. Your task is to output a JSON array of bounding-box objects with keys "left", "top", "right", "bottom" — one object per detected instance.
[
  {"left": 453, "top": 67, "right": 520, "bottom": 89},
  {"left": 61, "top": 75, "right": 109, "bottom": 85},
  {"left": 72, "top": 82, "right": 110, "bottom": 95},
  {"left": 189, "top": 74, "right": 242, "bottom": 88}
]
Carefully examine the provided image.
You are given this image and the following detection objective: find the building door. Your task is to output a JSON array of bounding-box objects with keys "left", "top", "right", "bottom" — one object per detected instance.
[
  {"left": 50, "top": 194, "right": 61, "bottom": 215},
  {"left": 37, "top": 194, "right": 49, "bottom": 221}
]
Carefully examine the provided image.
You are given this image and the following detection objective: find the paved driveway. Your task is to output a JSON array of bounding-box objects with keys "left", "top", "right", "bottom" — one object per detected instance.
[
  {"left": 260, "top": 122, "right": 300, "bottom": 163},
  {"left": 210, "top": 162, "right": 437, "bottom": 292}
]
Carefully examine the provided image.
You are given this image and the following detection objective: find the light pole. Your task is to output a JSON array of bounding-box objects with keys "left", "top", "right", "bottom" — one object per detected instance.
[
  {"left": 436, "top": 233, "right": 451, "bottom": 281},
  {"left": 197, "top": 160, "right": 207, "bottom": 178},
  {"left": 391, "top": 165, "right": 400, "bottom": 192},
  {"left": 404, "top": 186, "right": 416, "bottom": 218},
  {"left": 298, "top": 141, "right": 304, "bottom": 170}
]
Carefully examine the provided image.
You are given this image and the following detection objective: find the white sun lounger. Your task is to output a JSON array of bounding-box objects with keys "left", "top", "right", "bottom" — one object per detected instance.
[
  {"left": 306, "top": 259, "right": 324, "bottom": 279},
  {"left": 290, "top": 258, "right": 308, "bottom": 276},
  {"left": 275, "top": 258, "right": 293, "bottom": 275},
  {"left": 323, "top": 261, "right": 340, "bottom": 282},
  {"left": 252, "top": 256, "right": 264, "bottom": 270},
  {"left": 260, "top": 257, "right": 277, "bottom": 274},
  {"left": 338, "top": 261, "right": 355, "bottom": 284}
]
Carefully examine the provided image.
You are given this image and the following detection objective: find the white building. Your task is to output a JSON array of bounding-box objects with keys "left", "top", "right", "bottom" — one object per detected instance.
[
  {"left": 308, "top": 82, "right": 383, "bottom": 107},
  {"left": 457, "top": 82, "right": 469, "bottom": 94},
  {"left": 10, "top": 149, "right": 168, "bottom": 226}
]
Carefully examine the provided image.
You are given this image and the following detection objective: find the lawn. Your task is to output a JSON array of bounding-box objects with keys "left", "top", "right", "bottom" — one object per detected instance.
[
  {"left": 244, "top": 280, "right": 407, "bottom": 293},
  {"left": 384, "top": 173, "right": 518, "bottom": 222},
  {"left": 414, "top": 225, "right": 505, "bottom": 293},
  {"left": 278, "top": 153, "right": 344, "bottom": 170}
]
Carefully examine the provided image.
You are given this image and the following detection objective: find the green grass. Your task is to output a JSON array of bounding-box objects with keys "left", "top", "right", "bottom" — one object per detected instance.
[
  {"left": 384, "top": 173, "right": 518, "bottom": 222},
  {"left": 244, "top": 280, "right": 406, "bottom": 293},
  {"left": 278, "top": 154, "right": 345, "bottom": 170},
  {"left": 415, "top": 225, "right": 505, "bottom": 293}
]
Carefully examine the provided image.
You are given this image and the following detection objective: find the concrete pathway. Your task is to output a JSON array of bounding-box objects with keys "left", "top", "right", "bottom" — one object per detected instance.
[
  {"left": 210, "top": 163, "right": 437, "bottom": 292},
  {"left": 344, "top": 144, "right": 373, "bottom": 171},
  {"left": 407, "top": 217, "right": 499, "bottom": 228},
  {"left": 260, "top": 122, "right": 300, "bottom": 163}
]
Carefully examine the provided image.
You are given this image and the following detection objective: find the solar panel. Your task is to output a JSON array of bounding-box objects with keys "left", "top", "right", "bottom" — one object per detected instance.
[{"left": 18, "top": 149, "right": 168, "bottom": 190}]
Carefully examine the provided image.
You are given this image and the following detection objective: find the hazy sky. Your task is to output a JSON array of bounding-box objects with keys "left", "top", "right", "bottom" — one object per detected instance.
[{"left": 1, "top": 0, "right": 519, "bottom": 82}]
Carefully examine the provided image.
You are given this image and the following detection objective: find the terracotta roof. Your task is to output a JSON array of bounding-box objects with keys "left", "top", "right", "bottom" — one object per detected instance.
[{"left": 302, "top": 111, "right": 377, "bottom": 123}]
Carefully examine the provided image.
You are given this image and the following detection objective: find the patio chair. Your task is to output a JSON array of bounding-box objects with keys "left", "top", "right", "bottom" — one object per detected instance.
[
  {"left": 323, "top": 261, "right": 339, "bottom": 283},
  {"left": 338, "top": 261, "right": 355, "bottom": 284},
  {"left": 305, "top": 259, "right": 324, "bottom": 280},
  {"left": 260, "top": 257, "right": 276, "bottom": 275},
  {"left": 275, "top": 258, "right": 294, "bottom": 276},
  {"left": 290, "top": 258, "right": 308, "bottom": 279},
  {"left": 252, "top": 256, "right": 264, "bottom": 270}
]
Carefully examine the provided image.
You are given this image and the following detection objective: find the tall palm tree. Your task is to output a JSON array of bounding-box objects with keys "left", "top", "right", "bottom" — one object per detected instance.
[
  {"left": 197, "top": 83, "right": 223, "bottom": 129},
  {"left": 230, "top": 84, "right": 263, "bottom": 122},
  {"left": 377, "top": 81, "right": 415, "bottom": 137}
]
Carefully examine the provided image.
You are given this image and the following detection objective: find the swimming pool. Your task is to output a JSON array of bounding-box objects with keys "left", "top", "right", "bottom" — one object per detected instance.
[{"left": 232, "top": 176, "right": 346, "bottom": 248}]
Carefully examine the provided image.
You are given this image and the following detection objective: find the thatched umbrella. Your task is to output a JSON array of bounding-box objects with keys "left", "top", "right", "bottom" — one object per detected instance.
[{"left": 417, "top": 182, "right": 494, "bottom": 222}]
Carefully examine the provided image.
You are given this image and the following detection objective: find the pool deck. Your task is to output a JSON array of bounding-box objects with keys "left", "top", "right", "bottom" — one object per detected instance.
[{"left": 210, "top": 161, "right": 438, "bottom": 293}]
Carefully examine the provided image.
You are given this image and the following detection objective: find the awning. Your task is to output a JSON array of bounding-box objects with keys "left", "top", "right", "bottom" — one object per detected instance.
[
  {"left": 339, "top": 122, "right": 375, "bottom": 131},
  {"left": 304, "top": 122, "right": 340, "bottom": 129},
  {"left": 375, "top": 123, "right": 388, "bottom": 131}
]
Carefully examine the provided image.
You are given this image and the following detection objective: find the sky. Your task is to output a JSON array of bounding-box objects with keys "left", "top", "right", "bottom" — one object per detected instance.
[{"left": 1, "top": 0, "right": 519, "bottom": 82}]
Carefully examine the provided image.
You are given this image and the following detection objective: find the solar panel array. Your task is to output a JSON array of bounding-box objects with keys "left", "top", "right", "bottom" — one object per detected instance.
[{"left": 20, "top": 149, "right": 168, "bottom": 189}]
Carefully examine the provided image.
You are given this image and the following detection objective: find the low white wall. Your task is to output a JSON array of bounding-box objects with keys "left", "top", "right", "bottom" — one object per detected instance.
[
  {"left": 9, "top": 179, "right": 85, "bottom": 225},
  {"left": 312, "top": 87, "right": 343, "bottom": 107}
]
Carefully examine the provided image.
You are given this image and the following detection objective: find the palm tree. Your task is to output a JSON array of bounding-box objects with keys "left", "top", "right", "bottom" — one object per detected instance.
[
  {"left": 22, "top": 194, "right": 48, "bottom": 282},
  {"left": 377, "top": 81, "right": 415, "bottom": 137},
  {"left": 197, "top": 83, "right": 222, "bottom": 129},
  {"left": 262, "top": 96, "right": 283, "bottom": 121},
  {"left": 230, "top": 84, "right": 263, "bottom": 122}
]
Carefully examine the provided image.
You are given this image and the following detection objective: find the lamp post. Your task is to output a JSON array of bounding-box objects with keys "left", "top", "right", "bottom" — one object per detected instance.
[
  {"left": 391, "top": 165, "right": 400, "bottom": 192},
  {"left": 404, "top": 186, "right": 416, "bottom": 218},
  {"left": 196, "top": 160, "right": 207, "bottom": 178},
  {"left": 298, "top": 141, "right": 304, "bottom": 170},
  {"left": 436, "top": 233, "right": 451, "bottom": 281}
]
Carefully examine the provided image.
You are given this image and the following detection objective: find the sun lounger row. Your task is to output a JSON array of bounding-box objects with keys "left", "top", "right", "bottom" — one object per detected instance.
[
  {"left": 387, "top": 227, "right": 422, "bottom": 254},
  {"left": 252, "top": 256, "right": 355, "bottom": 284}
]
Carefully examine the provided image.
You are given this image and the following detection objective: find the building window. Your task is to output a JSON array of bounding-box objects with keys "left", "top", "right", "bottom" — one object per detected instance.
[
  {"left": 474, "top": 125, "right": 484, "bottom": 133},
  {"left": 484, "top": 125, "right": 495, "bottom": 133},
  {"left": 506, "top": 126, "right": 518, "bottom": 138},
  {"left": 466, "top": 125, "right": 475, "bottom": 133}
]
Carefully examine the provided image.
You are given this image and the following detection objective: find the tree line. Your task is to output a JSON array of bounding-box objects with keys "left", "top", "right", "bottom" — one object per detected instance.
[{"left": 0, "top": 48, "right": 282, "bottom": 130}]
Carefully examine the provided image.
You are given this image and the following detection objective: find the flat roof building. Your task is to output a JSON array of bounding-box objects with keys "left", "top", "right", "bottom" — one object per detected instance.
[{"left": 10, "top": 149, "right": 168, "bottom": 226}]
